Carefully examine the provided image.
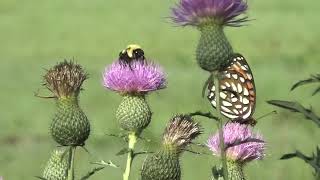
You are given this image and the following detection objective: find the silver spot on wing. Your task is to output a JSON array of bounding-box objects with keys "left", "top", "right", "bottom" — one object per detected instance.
[
  {"left": 222, "top": 101, "right": 232, "bottom": 107},
  {"left": 243, "top": 88, "right": 249, "bottom": 96},
  {"left": 243, "top": 98, "right": 249, "bottom": 105},
  {"left": 237, "top": 83, "right": 243, "bottom": 93},
  {"left": 232, "top": 74, "right": 238, "bottom": 79}
]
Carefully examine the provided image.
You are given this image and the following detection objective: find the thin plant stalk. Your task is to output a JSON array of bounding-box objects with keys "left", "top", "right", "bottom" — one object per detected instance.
[
  {"left": 67, "top": 146, "right": 76, "bottom": 180},
  {"left": 213, "top": 71, "right": 228, "bottom": 180},
  {"left": 123, "top": 132, "right": 137, "bottom": 180}
]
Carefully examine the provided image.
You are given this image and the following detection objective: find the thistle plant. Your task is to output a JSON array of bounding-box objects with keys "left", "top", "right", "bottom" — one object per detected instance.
[
  {"left": 141, "top": 115, "right": 201, "bottom": 180},
  {"left": 207, "top": 122, "right": 265, "bottom": 180},
  {"left": 171, "top": 0, "right": 251, "bottom": 179},
  {"left": 103, "top": 60, "right": 166, "bottom": 134},
  {"left": 171, "top": 0, "right": 248, "bottom": 72},
  {"left": 40, "top": 60, "right": 90, "bottom": 180},
  {"left": 43, "top": 61, "right": 90, "bottom": 147},
  {"left": 103, "top": 56, "right": 167, "bottom": 180},
  {"left": 268, "top": 74, "right": 320, "bottom": 179}
]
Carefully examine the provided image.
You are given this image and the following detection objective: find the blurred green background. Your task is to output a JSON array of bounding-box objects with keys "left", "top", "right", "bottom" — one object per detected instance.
[{"left": 0, "top": 0, "right": 319, "bottom": 179}]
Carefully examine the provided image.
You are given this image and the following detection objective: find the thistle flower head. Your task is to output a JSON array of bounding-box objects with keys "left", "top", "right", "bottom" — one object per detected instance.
[
  {"left": 171, "top": 0, "right": 248, "bottom": 27},
  {"left": 103, "top": 60, "right": 166, "bottom": 95},
  {"left": 207, "top": 122, "right": 265, "bottom": 163},
  {"left": 44, "top": 60, "right": 88, "bottom": 98},
  {"left": 163, "top": 115, "right": 201, "bottom": 150}
]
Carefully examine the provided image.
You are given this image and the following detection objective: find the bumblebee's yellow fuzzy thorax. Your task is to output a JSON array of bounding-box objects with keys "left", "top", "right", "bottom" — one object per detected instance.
[
  {"left": 125, "top": 44, "right": 142, "bottom": 58},
  {"left": 126, "top": 44, "right": 141, "bottom": 58}
]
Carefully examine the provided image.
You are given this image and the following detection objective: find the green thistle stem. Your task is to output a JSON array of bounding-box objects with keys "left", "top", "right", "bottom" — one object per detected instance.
[
  {"left": 213, "top": 71, "right": 229, "bottom": 180},
  {"left": 227, "top": 161, "right": 245, "bottom": 180},
  {"left": 67, "top": 146, "right": 76, "bottom": 180},
  {"left": 43, "top": 149, "right": 68, "bottom": 180},
  {"left": 123, "top": 132, "right": 137, "bottom": 180}
]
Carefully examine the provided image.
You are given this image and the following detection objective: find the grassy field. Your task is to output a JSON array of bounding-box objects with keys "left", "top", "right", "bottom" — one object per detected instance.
[{"left": 0, "top": 0, "right": 320, "bottom": 179}]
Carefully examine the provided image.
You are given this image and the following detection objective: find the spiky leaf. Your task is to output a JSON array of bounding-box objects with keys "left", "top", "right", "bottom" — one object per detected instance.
[
  {"left": 35, "top": 176, "right": 48, "bottom": 180},
  {"left": 280, "top": 148, "right": 320, "bottom": 179},
  {"left": 116, "top": 148, "right": 130, "bottom": 156},
  {"left": 267, "top": 100, "right": 320, "bottom": 127},
  {"left": 291, "top": 74, "right": 320, "bottom": 95},
  {"left": 211, "top": 166, "right": 223, "bottom": 180},
  {"left": 80, "top": 167, "right": 105, "bottom": 180}
]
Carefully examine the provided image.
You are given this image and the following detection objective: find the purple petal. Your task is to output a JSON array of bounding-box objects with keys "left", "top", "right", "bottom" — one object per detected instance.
[
  {"left": 103, "top": 60, "right": 167, "bottom": 94},
  {"left": 207, "top": 122, "right": 265, "bottom": 163},
  {"left": 171, "top": 0, "right": 248, "bottom": 27}
]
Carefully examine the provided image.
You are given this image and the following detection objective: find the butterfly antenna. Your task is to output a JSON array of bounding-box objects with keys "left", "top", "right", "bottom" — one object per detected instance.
[{"left": 256, "top": 110, "right": 277, "bottom": 120}]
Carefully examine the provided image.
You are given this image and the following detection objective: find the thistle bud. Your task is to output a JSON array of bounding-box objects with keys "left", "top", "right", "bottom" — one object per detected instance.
[
  {"left": 43, "top": 60, "right": 90, "bottom": 146},
  {"left": 141, "top": 115, "right": 201, "bottom": 180}
]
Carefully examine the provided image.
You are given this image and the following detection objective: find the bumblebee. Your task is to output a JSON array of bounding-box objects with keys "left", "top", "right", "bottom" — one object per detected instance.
[{"left": 119, "top": 44, "right": 145, "bottom": 66}]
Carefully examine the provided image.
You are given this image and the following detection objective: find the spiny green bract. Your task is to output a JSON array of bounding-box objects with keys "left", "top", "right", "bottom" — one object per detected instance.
[
  {"left": 141, "top": 149, "right": 180, "bottom": 180},
  {"left": 116, "top": 95, "right": 151, "bottom": 134},
  {"left": 196, "top": 24, "right": 233, "bottom": 72},
  {"left": 50, "top": 96, "right": 90, "bottom": 146},
  {"left": 43, "top": 149, "right": 68, "bottom": 180}
]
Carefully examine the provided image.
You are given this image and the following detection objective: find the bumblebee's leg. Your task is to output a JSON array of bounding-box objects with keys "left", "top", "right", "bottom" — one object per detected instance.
[
  {"left": 128, "top": 61, "right": 134, "bottom": 70},
  {"left": 119, "top": 59, "right": 127, "bottom": 66}
]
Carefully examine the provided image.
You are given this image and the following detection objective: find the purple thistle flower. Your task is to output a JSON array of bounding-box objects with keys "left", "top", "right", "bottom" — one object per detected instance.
[
  {"left": 171, "top": 0, "right": 248, "bottom": 27},
  {"left": 103, "top": 60, "right": 167, "bottom": 94},
  {"left": 207, "top": 122, "right": 265, "bottom": 163}
]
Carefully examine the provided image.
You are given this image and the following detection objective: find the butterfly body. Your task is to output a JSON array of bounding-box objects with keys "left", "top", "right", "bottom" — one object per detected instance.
[{"left": 207, "top": 53, "right": 256, "bottom": 125}]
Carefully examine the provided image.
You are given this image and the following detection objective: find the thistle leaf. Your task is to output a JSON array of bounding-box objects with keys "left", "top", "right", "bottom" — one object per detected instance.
[
  {"left": 91, "top": 160, "right": 119, "bottom": 168},
  {"left": 211, "top": 166, "right": 223, "bottom": 180},
  {"left": 267, "top": 100, "right": 320, "bottom": 127},
  {"left": 133, "top": 151, "right": 154, "bottom": 157},
  {"left": 280, "top": 153, "right": 298, "bottom": 160},
  {"left": 312, "top": 86, "right": 320, "bottom": 96},
  {"left": 80, "top": 167, "right": 105, "bottom": 180},
  {"left": 187, "top": 111, "right": 218, "bottom": 121},
  {"left": 280, "top": 149, "right": 320, "bottom": 178},
  {"left": 34, "top": 176, "right": 47, "bottom": 180},
  {"left": 182, "top": 148, "right": 209, "bottom": 155},
  {"left": 105, "top": 133, "right": 128, "bottom": 142},
  {"left": 291, "top": 74, "right": 320, "bottom": 91},
  {"left": 116, "top": 148, "right": 130, "bottom": 156}
]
